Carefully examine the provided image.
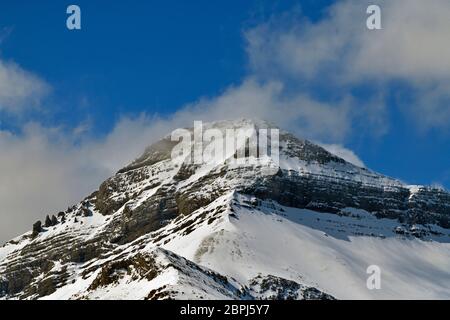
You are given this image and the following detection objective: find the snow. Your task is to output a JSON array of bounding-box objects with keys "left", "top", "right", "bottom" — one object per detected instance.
[
  {"left": 279, "top": 154, "right": 404, "bottom": 190},
  {"left": 1, "top": 119, "right": 449, "bottom": 300},
  {"left": 161, "top": 193, "right": 450, "bottom": 299}
]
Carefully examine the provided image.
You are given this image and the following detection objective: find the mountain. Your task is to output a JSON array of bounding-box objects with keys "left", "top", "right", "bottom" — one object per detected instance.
[{"left": 1, "top": 119, "right": 450, "bottom": 300}]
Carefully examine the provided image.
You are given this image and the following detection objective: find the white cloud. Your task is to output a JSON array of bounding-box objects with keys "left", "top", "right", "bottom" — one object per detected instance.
[
  {"left": 406, "top": 81, "right": 450, "bottom": 131},
  {"left": 176, "top": 79, "right": 352, "bottom": 141},
  {"left": 245, "top": 0, "right": 450, "bottom": 130},
  {"left": 319, "top": 143, "right": 365, "bottom": 167},
  {"left": 0, "top": 116, "right": 171, "bottom": 243},
  {"left": 354, "top": 0, "right": 450, "bottom": 80},
  {"left": 0, "top": 59, "right": 50, "bottom": 113},
  {"left": 247, "top": 0, "right": 450, "bottom": 82}
]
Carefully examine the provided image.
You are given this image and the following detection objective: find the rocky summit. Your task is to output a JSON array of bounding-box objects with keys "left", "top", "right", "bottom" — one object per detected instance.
[{"left": 1, "top": 119, "right": 450, "bottom": 300}]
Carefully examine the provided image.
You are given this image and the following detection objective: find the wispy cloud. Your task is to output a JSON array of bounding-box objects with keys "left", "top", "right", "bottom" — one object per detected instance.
[
  {"left": 0, "top": 59, "right": 50, "bottom": 113},
  {"left": 0, "top": 27, "right": 50, "bottom": 114},
  {"left": 245, "top": 0, "right": 450, "bottom": 130},
  {"left": 0, "top": 27, "right": 13, "bottom": 44},
  {"left": 0, "top": 116, "right": 169, "bottom": 243},
  {"left": 319, "top": 143, "right": 365, "bottom": 168}
]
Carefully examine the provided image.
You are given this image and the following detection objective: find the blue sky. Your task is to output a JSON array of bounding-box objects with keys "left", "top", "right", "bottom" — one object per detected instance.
[
  {"left": 0, "top": 1, "right": 319, "bottom": 131},
  {"left": 1, "top": 0, "right": 450, "bottom": 241},
  {"left": 0, "top": 0, "right": 343, "bottom": 130}
]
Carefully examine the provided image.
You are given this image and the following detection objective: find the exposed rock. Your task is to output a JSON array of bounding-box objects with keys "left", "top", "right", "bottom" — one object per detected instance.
[
  {"left": 45, "top": 215, "right": 52, "bottom": 228},
  {"left": 0, "top": 120, "right": 449, "bottom": 300},
  {"left": 248, "top": 274, "right": 335, "bottom": 300},
  {"left": 32, "top": 221, "right": 42, "bottom": 237}
]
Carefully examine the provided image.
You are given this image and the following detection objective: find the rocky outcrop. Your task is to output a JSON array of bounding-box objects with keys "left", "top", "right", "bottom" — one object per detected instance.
[
  {"left": 242, "top": 171, "right": 450, "bottom": 229},
  {"left": 0, "top": 120, "right": 449, "bottom": 299},
  {"left": 248, "top": 274, "right": 335, "bottom": 300}
]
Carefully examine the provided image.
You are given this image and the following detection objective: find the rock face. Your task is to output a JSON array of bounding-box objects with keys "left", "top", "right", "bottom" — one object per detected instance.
[
  {"left": 0, "top": 119, "right": 449, "bottom": 300},
  {"left": 248, "top": 275, "right": 335, "bottom": 300}
]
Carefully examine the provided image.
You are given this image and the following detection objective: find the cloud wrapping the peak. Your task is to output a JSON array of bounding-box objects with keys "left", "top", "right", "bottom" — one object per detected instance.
[
  {"left": 0, "top": 116, "right": 171, "bottom": 243},
  {"left": 176, "top": 79, "right": 352, "bottom": 141},
  {"left": 319, "top": 143, "right": 365, "bottom": 168}
]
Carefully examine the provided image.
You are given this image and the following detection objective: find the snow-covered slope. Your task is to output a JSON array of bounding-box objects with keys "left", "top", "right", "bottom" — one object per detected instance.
[
  {"left": 1, "top": 119, "right": 449, "bottom": 300},
  {"left": 162, "top": 193, "right": 450, "bottom": 299}
]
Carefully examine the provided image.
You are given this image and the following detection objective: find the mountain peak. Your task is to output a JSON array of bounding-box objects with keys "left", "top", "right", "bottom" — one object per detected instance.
[{"left": 1, "top": 119, "right": 450, "bottom": 299}]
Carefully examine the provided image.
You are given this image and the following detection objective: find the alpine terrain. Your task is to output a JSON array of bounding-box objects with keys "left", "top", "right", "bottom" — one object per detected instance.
[{"left": 1, "top": 119, "right": 450, "bottom": 300}]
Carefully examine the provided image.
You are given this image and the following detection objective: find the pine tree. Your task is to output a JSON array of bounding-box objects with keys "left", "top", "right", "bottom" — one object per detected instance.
[
  {"left": 45, "top": 215, "right": 52, "bottom": 228},
  {"left": 32, "top": 220, "right": 42, "bottom": 237}
]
